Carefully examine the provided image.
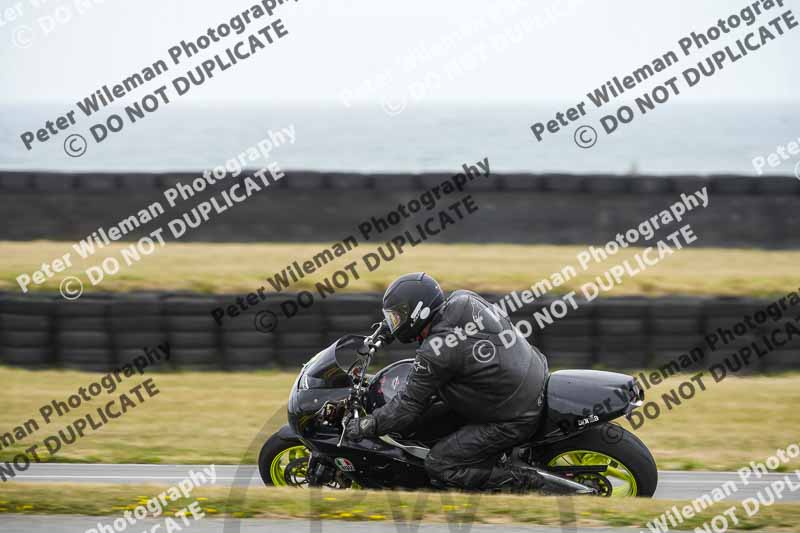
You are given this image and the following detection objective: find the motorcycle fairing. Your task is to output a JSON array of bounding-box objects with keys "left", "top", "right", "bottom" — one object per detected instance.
[{"left": 532, "top": 369, "right": 644, "bottom": 443}]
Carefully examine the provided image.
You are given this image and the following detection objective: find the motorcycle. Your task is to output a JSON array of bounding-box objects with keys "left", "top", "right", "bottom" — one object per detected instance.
[{"left": 258, "top": 323, "right": 658, "bottom": 496}]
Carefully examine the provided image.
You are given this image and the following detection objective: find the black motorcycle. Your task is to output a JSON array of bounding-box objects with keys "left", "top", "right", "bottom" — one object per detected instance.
[{"left": 258, "top": 324, "right": 658, "bottom": 497}]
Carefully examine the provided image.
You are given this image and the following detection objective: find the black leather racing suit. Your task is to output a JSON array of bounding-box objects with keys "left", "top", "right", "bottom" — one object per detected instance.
[{"left": 371, "top": 290, "right": 548, "bottom": 490}]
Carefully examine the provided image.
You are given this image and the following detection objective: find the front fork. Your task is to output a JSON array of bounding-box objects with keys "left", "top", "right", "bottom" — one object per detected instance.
[
  {"left": 307, "top": 455, "right": 356, "bottom": 489},
  {"left": 307, "top": 455, "right": 334, "bottom": 486}
]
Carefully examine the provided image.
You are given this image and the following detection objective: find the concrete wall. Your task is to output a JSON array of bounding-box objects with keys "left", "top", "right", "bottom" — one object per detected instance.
[{"left": 1, "top": 171, "right": 799, "bottom": 247}]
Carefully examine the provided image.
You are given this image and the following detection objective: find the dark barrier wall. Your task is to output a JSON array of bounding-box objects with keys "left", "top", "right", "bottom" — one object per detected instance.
[
  {"left": 1, "top": 171, "right": 799, "bottom": 247},
  {"left": 1, "top": 292, "right": 796, "bottom": 373}
]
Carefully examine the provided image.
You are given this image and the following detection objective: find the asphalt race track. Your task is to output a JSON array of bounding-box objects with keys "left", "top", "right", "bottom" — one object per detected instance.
[
  {"left": 10, "top": 463, "right": 799, "bottom": 501},
  {"left": 5, "top": 465, "right": 799, "bottom": 533}
]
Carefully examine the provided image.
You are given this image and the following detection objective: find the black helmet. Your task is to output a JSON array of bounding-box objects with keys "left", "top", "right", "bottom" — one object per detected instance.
[{"left": 382, "top": 272, "right": 445, "bottom": 343}]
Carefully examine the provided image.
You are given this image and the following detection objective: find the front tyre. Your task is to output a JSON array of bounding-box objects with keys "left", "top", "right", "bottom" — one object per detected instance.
[
  {"left": 536, "top": 423, "right": 658, "bottom": 497},
  {"left": 258, "top": 431, "right": 309, "bottom": 487}
]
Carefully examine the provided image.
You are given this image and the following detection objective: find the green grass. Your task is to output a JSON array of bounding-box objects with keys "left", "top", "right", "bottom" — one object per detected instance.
[
  {"left": 3, "top": 241, "right": 800, "bottom": 296},
  {"left": 1, "top": 367, "right": 799, "bottom": 471},
  {"left": 1, "top": 483, "right": 799, "bottom": 530}
]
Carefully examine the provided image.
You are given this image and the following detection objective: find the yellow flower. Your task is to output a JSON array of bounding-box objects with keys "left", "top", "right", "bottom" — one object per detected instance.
[
  {"left": 205, "top": 508, "right": 218, "bottom": 514},
  {"left": 323, "top": 497, "right": 337, "bottom": 501},
  {"left": 338, "top": 512, "right": 354, "bottom": 518},
  {"left": 197, "top": 497, "right": 208, "bottom": 501},
  {"left": 368, "top": 514, "right": 386, "bottom": 520}
]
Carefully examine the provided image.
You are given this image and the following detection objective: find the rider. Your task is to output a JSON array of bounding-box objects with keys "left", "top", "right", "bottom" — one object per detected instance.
[{"left": 345, "top": 272, "right": 569, "bottom": 492}]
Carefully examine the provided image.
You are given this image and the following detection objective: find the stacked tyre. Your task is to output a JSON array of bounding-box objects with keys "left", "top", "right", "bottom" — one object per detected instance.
[
  {"left": 593, "top": 298, "right": 650, "bottom": 369},
  {"left": 111, "top": 296, "right": 169, "bottom": 371},
  {"left": 702, "top": 298, "right": 763, "bottom": 373},
  {"left": 275, "top": 293, "right": 328, "bottom": 368},
  {"left": 0, "top": 296, "right": 55, "bottom": 367},
  {"left": 765, "top": 319, "right": 800, "bottom": 372},
  {"left": 533, "top": 296, "right": 595, "bottom": 369},
  {"left": 163, "top": 297, "right": 220, "bottom": 370},
  {"left": 648, "top": 298, "right": 706, "bottom": 373},
  {"left": 220, "top": 294, "right": 279, "bottom": 370},
  {"left": 57, "top": 297, "right": 114, "bottom": 371}
]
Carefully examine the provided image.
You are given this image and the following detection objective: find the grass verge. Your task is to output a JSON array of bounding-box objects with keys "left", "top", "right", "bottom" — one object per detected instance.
[
  {"left": 2, "top": 241, "right": 800, "bottom": 296},
  {"left": 1, "top": 483, "right": 799, "bottom": 531},
  {"left": 1, "top": 368, "right": 799, "bottom": 471}
]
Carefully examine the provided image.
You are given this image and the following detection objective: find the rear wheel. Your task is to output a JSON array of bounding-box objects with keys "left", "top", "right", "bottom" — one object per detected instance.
[{"left": 536, "top": 423, "right": 658, "bottom": 497}]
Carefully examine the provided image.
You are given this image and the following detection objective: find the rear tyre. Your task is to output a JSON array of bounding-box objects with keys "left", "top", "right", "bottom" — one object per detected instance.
[{"left": 535, "top": 423, "right": 658, "bottom": 497}]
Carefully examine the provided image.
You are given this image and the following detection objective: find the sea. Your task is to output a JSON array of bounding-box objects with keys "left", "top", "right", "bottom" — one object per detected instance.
[{"left": 0, "top": 101, "right": 798, "bottom": 176}]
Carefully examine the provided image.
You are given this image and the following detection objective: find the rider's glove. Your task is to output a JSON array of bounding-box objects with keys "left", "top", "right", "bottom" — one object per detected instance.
[
  {"left": 377, "top": 329, "right": 394, "bottom": 346},
  {"left": 345, "top": 415, "right": 377, "bottom": 441},
  {"left": 374, "top": 321, "right": 395, "bottom": 345}
]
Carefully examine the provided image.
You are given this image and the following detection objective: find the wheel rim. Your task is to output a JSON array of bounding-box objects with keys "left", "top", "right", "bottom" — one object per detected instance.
[
  {"left": 269, "top": 445, "right": 310, "bottom": 486},
  {"left": 546, "top": 450, "right": 638, "bottom": 496}
]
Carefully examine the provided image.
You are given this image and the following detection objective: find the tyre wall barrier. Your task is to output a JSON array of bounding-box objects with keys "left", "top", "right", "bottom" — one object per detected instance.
[
  {"left": 1, "top": 171, "right": 799, "bottom": 248},
  {"left": 1, "top": 292, "right": 797, "bottom": 373}
]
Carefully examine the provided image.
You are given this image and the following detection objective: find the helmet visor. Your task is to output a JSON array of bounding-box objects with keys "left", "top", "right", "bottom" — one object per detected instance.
[{"left": 382, "top": 306, "right": 405, "bottom": 333}]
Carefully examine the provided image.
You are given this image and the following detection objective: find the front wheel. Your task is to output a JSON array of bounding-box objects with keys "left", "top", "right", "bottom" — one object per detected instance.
[
  {"left": 258, "top": 431, "right": 310, "bottom": 486},
  {"left": 535, "top": 423, "right": 658, "bottom": 497}
]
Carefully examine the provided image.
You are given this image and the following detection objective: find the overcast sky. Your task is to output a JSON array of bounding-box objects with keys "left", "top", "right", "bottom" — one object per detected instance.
[{"left": 2, "top": 0, "right": 798, "bottom": 104}]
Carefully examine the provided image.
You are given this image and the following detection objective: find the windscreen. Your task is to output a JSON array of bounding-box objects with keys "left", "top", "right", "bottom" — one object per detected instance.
[{"left": 302, "top": 335, "right": 365, "bottom": 389}]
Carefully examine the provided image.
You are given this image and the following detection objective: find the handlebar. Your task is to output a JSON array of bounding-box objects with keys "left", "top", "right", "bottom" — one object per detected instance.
[
  {"left": 368, "top": 338, "right": 383, "bottom": 354},
  {"left": 337, "top": 322, "right": 389, "bottom": 447},
  {"left": 363, "top": 321, "right": 391, "bottom": 350}
]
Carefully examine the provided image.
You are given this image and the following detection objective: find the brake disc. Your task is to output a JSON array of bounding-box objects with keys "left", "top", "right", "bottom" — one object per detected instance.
[{"left": 284, "top": 456, "right": 309, "bottom": 487}]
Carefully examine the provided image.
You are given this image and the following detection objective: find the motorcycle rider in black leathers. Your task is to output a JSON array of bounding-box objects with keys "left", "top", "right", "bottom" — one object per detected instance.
[{"left": 345, "top": 272, "right": 584, "bottom": 493}]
